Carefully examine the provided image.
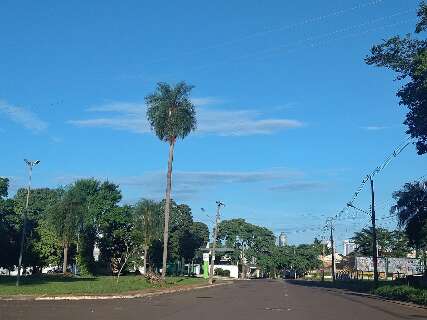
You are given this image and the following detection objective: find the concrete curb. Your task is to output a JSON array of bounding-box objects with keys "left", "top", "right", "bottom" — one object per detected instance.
[{"left": 0, "top": 281, "right": 233, "bottom": 302}]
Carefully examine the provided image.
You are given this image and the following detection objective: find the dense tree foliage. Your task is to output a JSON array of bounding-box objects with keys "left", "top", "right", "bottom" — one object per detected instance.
[
  {"left": 133, "top": 200, "right": 162, "bottom": 273},
  {"left": 218, "top": 218, "right": 276, "bottom": 277},
  {"left": 366, "top": 2, "right": 427, "bottom": 154},
  {"left": 352, "top": 227, "right": 412, "bottom": 258},
  {"left": 0, "top": 178, "right": 209, "bottom": 277},
  {"left": 14, "top": 187, "right": 62, "bottom": 273},
  {"left": 0, "top": 178, "right": 18, "bottom": 272},
  {"left": 392, "top": 180, "right": 427, "bottom": 253}
]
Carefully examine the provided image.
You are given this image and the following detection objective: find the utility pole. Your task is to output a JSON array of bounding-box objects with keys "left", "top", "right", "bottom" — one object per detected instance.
[
  {"left": 369, "top": 175, "right": 379, "bottom": 284},
  {"left": 16, "top": 159, "right": 40, "bottom": 286},
  {"left": 328, "top": 219, "right": 336, "bottom": 283},
  {"left": 321, "top": 238, "right": 325, "bottom": 282},
  {"left": 209, "top": 201, "right": 224, "bottom": 284},
  {"left": 347, "top": 175, "right": 379, "bottom": 285}
]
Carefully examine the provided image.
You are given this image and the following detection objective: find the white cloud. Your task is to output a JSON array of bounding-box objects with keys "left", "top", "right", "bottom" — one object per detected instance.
[
  {"left": 0, "top": 100, "right": 48, "bottom": 132},
  {"left": 68, "top": 100, "right": 304, "bottom": 136},
  {"left": 191, "top": 97, "right": 223, "bottom": 106},
  {"left": 361, "top": 126, "right": 388, "bottom": 131},
  {"left": 69, "top": 102, "right": 150, "bottom": 134},
  {"left": 197, "top": 109, "right": 303, "bottom": 136}
]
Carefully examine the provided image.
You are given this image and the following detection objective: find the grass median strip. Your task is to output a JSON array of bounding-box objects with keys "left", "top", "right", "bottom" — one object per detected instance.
[
  {"left": 294, "top": 279, "right": 427, "bottom": 306},
  {"left": 0, "top": 275, "right": 206, "bottom": 297}
]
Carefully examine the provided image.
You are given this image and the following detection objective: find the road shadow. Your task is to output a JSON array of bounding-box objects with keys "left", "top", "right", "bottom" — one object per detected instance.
[
  {"left": 0, "top": 275, "right": 96, "bottom": 287},
  {"left": 286, "top": 279, "right": 373, "bottom": 293}
]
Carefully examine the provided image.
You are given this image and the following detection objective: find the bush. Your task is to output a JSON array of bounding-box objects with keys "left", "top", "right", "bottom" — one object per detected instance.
[
  {"left": 214, "top": 268, "right": 231, "bottom": 277},
  {"left": 374, "top": 285, "right": 427, "bottom": 305}
]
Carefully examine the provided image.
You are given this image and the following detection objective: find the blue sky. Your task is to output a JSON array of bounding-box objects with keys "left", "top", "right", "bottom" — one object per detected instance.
[{"left": 1, "top": 0, "right": 426, "bottom": 251}]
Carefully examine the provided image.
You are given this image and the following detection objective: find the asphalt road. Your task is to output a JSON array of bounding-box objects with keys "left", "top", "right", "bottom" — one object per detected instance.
[{"left": 1, "top": 280, "right": 426, "bottom": 320}]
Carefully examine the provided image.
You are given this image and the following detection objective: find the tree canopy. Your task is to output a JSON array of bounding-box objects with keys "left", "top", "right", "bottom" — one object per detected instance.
[
  {"left": 352, "top": 227, "right": 412, "bottom": 258},
  {"left": 366, "top": 2, "right": 427, "bottom": 154},
  {"left": 391, "top": 180, "right": 427, "bottom": 250},
  {"left": 146, "top": 82, "right": 197, "bottom": 142}
]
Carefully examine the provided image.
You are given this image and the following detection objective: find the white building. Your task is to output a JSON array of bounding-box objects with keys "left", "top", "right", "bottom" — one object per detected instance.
[
  {"left": 278, "top": 232, "right": 288, "bottom": 246},
  {"left": 343, "top": 239, "right": 356, "bottom": 256}
]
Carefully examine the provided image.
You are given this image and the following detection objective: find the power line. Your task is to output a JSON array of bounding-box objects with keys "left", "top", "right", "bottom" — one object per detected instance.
[
  {"left": 147, "top": 0, "right": 387, "bottom": 65},
  {"left": 315, "top": 139, "right": 413, "bottom": 239},
  {"left": 192, "top": 10, "right": 413, "bottom": 72}
]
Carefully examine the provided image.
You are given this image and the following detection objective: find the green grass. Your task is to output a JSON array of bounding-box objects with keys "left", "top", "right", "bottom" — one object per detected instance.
[
  {"left": 0, "top": 275, "right": 206, "bottom": 296},
  {"left": 298, "top": 279, "right": 427, "bottom": 305}
]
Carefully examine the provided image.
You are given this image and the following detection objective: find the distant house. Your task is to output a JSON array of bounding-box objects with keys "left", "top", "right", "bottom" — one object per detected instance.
[{"left": 200, "top": 246, "right": 239, "bottom": 278}]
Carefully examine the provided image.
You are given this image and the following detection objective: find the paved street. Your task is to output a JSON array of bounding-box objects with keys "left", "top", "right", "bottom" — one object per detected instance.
[{"left": 1, "top": 280, "right": 426, "bottom": 320}]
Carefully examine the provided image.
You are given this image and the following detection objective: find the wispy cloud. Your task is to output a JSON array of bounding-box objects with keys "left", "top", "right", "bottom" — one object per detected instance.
[
  {"left": 269, "top": 181, "right": 327, "bottom": 192},
  {"left": 68, "top": 99, "right": 304, "bottom": 136},
  {"left": 0, "top": 100, "right": 48, "bottom": 132},
  {"left": 361, "top": 126, "right": 388, "bottom": 131},
  {"left": 197, "top": 109, "right": 303, "bottom": 136},
  {"left": 69, "top": 102, "right": 149, "bottom": 134},
  {"left": 191, "top": 97, "right": 223, "bottom": 106},
  {"left": 55, "top": 168, "right": 302, "bottom": 200}
]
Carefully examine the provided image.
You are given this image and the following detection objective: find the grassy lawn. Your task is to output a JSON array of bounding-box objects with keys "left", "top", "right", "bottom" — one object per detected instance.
[{"left": 0, "top": 275, "right": 206, "bottom": 296}]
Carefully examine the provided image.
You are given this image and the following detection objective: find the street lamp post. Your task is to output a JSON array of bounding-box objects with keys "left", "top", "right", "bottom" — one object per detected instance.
[
  {"left": 209, "top": 201, "right": 224, "bottom": 285},
  {"left": 16, "top": 159, "right": 40, "bottom": 286}
]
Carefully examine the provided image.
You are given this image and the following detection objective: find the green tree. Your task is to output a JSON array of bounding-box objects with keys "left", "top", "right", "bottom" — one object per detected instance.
[
  {"left": 13, "top": 187, "right": 62, "bottom": 272},
  {"left": 366, "top": 2, "right": 427, "bottom": 154},
  {"left": 47, "top": 187, "right": 84, "bottom": 273},
  {"left": 71, "top": 179, "right": 122, "bottom": 275},
  {"left": 146, "top": 81, "right": 197, "bottom": 278},
  {"left": 133, "top": 199, "right": 162, "bottom": 273},
  {"left": 218, "top": 219, "right": 275, "bottom": 278},
  {"left": 98, "top": 205, "right": 135, "bottom": 275},
  {"left": 352, "top": 227, "right": 412, "bottom": 258},
  {"left": 0, "top": 177, "right": 9, "bottom": 198},
  {"left": 391, "top": 180, "right": 427, "bottom": 266},
  {"left": 188, "top": 221, "right": 209, "bottom": 260},
  {"left": 0, "top": 178, "right": 19, "bottom": 272},
  {"left": 256, "top": 243, "right": 322, "bottom": 278},
  {"left": 169, "top": 203, "right": 193, "bottom": 264}
]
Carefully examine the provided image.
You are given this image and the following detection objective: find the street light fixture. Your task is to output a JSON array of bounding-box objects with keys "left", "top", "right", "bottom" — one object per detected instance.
[
  {"left": 16, "top": 159, "right": 40, "bottom": 286},
  {"left": 208, "top": 201, "right": 224, "bottom": 284}
]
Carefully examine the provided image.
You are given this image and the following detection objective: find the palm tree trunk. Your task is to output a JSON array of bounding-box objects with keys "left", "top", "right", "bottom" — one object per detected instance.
[
  {"left": 63, "top": 242, "right": 69, "bottom": 274},
  {"left": 161, "top": 139, "right": 175, "bottom": 279}
]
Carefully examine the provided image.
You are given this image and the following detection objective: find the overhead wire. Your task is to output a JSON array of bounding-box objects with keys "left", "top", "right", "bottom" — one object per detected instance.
[{"left": 147, "top": 0, "right": 388, "bottom": 65}]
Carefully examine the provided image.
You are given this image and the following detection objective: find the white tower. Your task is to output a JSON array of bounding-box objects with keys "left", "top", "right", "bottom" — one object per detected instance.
[{"left": 278, "top": 232, "right": 288, "bottom": 246}]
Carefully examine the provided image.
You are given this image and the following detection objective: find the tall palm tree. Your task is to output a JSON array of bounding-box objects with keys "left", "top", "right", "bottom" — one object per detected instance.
[{"left": 146, "top": 82, "right": 197, "bottom": 278}]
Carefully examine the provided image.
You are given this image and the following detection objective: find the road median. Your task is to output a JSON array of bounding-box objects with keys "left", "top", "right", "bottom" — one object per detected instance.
[{"left": 0, "top": 275, "right": 233, "bottom": 301}]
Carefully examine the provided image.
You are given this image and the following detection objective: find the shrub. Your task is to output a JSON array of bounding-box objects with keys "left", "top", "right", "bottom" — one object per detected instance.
[
  {"left": 214, "top": 268, "right": 231, "bottom": 277},
  {"left": 374, "top": 285, "right": 427, "bottom": 305}
]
